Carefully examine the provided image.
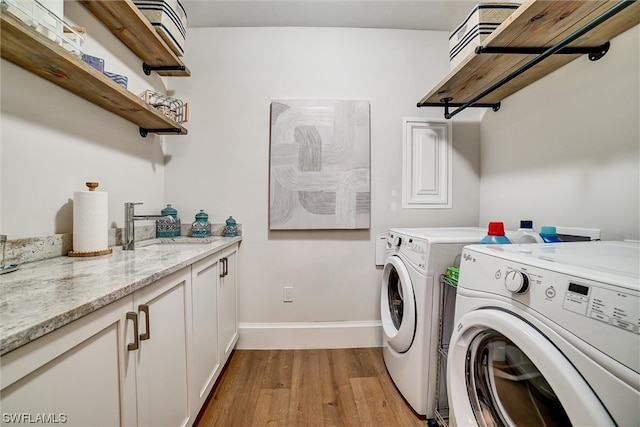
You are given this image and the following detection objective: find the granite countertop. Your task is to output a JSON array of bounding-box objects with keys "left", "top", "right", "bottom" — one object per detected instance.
[{"left": 0, "top": 236, "right": 242, "bottom": 356}]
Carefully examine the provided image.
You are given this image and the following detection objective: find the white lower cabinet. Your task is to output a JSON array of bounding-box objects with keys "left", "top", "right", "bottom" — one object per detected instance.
[
  {"left": 188, "top": 243, "right": 239, "bottom": 417},
  {"left": 1, "top": 244, "right": 239, "bottom": 427},
  {"left": 133, "top": 268, "right": 192, "bottom": 427},
  {"left": 0, "top": 295, "right": 137, "bottom": 426},
  {"left": 189, "top": 253, "right": 221, "bottom": 415},
  {"left": 218, "top": 244, "right": 239, "bottom": 363}
]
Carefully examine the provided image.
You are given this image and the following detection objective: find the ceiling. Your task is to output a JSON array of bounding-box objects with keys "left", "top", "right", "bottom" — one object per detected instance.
[{"left": 182, "top": 0, "right": 481, "bottom": 32}]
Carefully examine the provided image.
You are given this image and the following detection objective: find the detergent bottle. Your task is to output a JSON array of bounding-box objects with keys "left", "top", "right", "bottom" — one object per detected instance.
[
  {"left": 539, "top": 226, "right": 563, "bottom": 243},
  {"left": 509, "top": 220, "right": 543, "bottom": 243},
  {"left": 480, "top": 222, "right": 512, "bottom": 244}
]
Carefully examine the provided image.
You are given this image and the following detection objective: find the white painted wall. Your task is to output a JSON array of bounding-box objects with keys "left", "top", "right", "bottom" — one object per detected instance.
[
  {"left": 479, "top": 27, "right": 640, "bottom": 241},
  {"left": 10, "top": 11, "right": 633, "bottom": 349},
  {"left": 0, "top": 2, "right": 169, "bottom": 238},
  {"left": 166, "top": 27, "right": 481, "bottom": 348}
]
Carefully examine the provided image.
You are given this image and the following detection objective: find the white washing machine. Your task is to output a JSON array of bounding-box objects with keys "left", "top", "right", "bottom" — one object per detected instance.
[
  {"left": 381, "top": 227, "right": 486, "bottom": 417},
  {"left": 448, "top": 241, "right": 640, "bottom": 427}
]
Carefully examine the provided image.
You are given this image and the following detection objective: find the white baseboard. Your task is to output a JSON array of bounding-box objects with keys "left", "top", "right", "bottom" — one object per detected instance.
[{"left": 236, "top": 321, "right": 382, "bottom": 349}]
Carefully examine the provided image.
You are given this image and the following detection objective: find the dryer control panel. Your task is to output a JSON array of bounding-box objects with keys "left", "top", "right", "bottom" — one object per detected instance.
[{"left": 387, "top": 232, "right": 427, "bottom": 269}]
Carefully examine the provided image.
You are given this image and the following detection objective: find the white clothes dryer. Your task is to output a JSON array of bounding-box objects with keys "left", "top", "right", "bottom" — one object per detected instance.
[
  {"left": 448, "top": 241, "right": 640, "bottom": 427},
  {"left": 381, "top": 227, "right": 486, "bottom": 417}
]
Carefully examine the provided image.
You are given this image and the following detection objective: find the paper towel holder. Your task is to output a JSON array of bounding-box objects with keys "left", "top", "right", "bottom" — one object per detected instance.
[{"left": 68, "top": 181, "right": 113, "bottom": 257}]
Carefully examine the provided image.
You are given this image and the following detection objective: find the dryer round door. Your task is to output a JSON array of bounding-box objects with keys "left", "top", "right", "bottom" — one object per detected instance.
[
  {"left": 447, "top": 308, "right": 614, "bottom": 427},
  {"left": 380, "top": 256, "right": 416, "bottom": 353}
]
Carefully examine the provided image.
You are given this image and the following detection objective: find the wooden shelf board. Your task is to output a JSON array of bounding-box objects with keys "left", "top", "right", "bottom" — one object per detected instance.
[
  {"left": 420, "top": 0, "right": 640, "bottom": 105},
  {"left": 0, "top": 10, "right": 187, "bottom": 135},
  {"left": 79, "top": 0, "right": 190, "bottom": 77}
]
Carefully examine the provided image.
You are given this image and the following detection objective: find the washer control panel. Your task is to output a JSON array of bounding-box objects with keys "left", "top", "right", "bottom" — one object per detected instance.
[
  {"left": 504, "top": 269, "right": 530, "bottom": 294},
  {"left": 459, "top": 246, "right": 640, "bottom": 373},
  {"left": 563, "top": 281, "right": 638, "bottom": 334}
]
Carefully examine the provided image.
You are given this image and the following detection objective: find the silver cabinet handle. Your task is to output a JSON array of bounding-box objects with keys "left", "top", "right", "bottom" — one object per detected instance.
[
  {"left": 126, "top": 312, "right": 139, "bottom": 351},
  {"left": 139, "top": 304, "right": 150, "bottom": 341}
]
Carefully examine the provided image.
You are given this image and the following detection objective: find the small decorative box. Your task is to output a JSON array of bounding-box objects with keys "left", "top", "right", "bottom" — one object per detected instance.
[
  {"left": 82, "top": 54, "right": 105, "bottom": 73},
  {"left": 104, "top": 71, "right": 128, "bottom": 89},
  {"left": 449, "top": 3, "right": 521, "bottom": 70},
  {"left": 133, "top": 0, "right": 187, "bottom": 57}
]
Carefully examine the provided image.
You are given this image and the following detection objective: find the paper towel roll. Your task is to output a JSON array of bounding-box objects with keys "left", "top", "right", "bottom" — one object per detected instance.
[{"left": 73, "top": 185, "right": 108, "bottom": 253}]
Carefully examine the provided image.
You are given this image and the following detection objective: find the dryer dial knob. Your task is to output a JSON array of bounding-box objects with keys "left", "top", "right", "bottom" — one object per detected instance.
[
  {"left": 505, "top": 270, "right": 529, "bottom": 294},
  {"left": 393, "top": 236, "right": 402, "bottom": 247}
]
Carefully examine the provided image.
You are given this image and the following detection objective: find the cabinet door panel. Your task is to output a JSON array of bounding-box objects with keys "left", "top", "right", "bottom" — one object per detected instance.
[
  {"left": 0, "top": 297, "right": 136, "bottom": 426},
  {"left": 191, "top": 255, "right": 220, "bottom": 403},
  {"left": 134, "top": 269, "right": 191, "bottom": 427},
  {"left": 219, "top": 245, "right": 238, "bottom": 362}
]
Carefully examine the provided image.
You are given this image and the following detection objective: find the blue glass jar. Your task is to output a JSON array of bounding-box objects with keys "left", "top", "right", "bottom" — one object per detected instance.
[
  {"left": 157, "top": 204, "right": 180, "bottom": 237},
  {"left": 191, "top": 210, "right": 211, "bottom": 238},
  {"left": 224, "top": 216, "right": 237, "bottom": 237}
]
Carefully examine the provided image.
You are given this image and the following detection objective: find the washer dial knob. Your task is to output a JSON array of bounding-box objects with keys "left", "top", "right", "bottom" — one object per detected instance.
[
  {"left": 505, "top": 270, "right": 529, "bottom": 294},
  {"left": 393, "top": 236, "right": 402, "bottom": 247}
]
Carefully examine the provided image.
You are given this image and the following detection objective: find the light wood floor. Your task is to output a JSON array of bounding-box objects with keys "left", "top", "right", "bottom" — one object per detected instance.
[{"left": 195, "top": 348, "right": 426, "bottom": 427}]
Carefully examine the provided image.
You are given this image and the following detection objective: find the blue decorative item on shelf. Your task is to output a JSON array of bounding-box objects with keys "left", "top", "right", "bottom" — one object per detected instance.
[
  {"left": 192, "top": 210, "right": 211, "bottom": 238},
  {"left": 157, "top": 204, "right": 180, "bottom": 237},
  {"left": 224, "top": 216, "right": 237, "bottom": 237},
  {"left": 104, "top": 71, "right": 128, "bottom": 89},
  {"left": 81, "top": 54, "right": 104, "bottom": 73}
]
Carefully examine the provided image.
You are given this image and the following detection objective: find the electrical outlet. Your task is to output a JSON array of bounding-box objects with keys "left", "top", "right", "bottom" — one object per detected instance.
[{"left": 283, "top": 286, "right": 293, "bottom": 302}]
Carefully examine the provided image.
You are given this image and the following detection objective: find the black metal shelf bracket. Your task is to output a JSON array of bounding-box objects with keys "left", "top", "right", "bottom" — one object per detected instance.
[
  {"left": 417, "top": 98, "right": 501, "bottom": 119},
  {"left": 142, "top": 62, "right": 186, "bottom": 76},
  {"left": 475, "top": 41, "right": 611, "bottom": 61},
  {"left": 139, "top": 127, "right": 183, "bottom": 138},
  {"left": 418, "top": 0, "right": 634, "bottom": 119}
]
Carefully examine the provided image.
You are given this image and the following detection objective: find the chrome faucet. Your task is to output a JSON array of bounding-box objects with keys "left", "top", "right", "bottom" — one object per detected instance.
[{"left": 123, "top": 202, "right": 175, "bottom": 250}]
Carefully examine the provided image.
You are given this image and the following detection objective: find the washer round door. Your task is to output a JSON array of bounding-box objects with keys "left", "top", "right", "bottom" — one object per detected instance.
[
  {"left": 447, "top": 308, "right": 614, "bottom": 427},
  {"left": 380, "top": 255, "right": 416, "bottom": 353}
]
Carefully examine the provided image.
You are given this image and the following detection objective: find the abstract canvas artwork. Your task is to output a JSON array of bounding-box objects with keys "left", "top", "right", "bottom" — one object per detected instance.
[{"left": 269, "top": 100, "right": 371, "bottom": 230}]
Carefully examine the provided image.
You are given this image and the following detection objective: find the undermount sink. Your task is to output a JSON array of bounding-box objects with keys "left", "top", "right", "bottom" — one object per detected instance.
[{"left": 136, "top": 237, "right": 224, "bottom": 250}]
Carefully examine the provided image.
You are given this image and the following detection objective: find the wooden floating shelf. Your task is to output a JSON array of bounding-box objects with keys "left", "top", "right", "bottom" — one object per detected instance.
[
  {"left": 0, "top": 9, "right": 187, "bottom": 135},
  {"left": 79, "top": 0, "right": 190, "bottom": 77},
  {"left": 419, "top": 0, "right": 640, "bottom": 108}
]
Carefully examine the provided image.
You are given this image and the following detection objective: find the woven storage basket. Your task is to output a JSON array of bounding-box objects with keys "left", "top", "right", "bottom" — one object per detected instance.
[
  {"left": 141, "top": 90, "right": 189, "bottom": 123},
  {"left": 449, "top": 3, "right": 521, "bottom": 70}
]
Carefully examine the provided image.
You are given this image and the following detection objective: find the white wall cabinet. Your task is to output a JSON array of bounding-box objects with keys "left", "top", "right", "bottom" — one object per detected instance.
[
  {"left": 402, "top": 118, "right": 452, "bottom": 209},
  {"left": 1, "top": 244, "right": 240, "bottom": 427}
]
